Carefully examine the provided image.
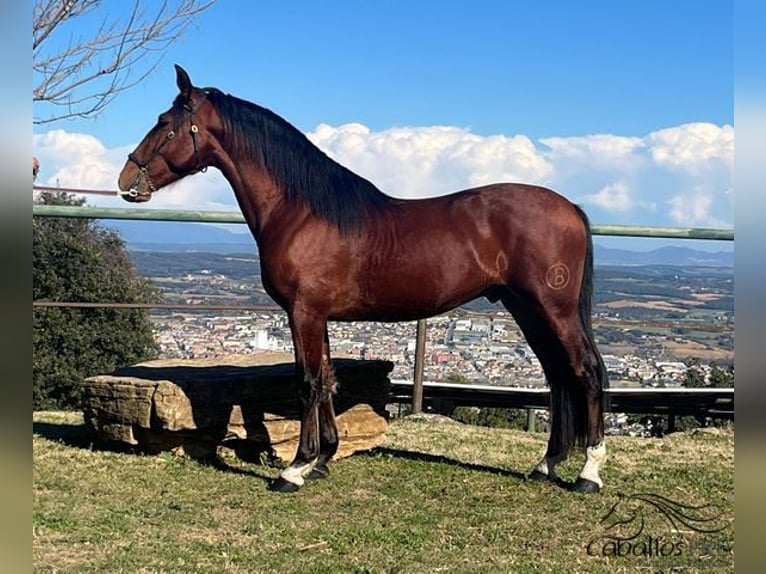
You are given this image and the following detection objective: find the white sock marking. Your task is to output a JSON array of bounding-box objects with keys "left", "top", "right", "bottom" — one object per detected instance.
[
  {"left": 534, "top": 457, "right": 552, "bottom": 476},
  {"left": 578, "top": 442, "right": 607, "bottom": 487},
  {"left": 533, "top": 452, "right": 566, "bottom": 480},
  {"left": 279, "top": 458, "right": 318, "bottom": 487}
]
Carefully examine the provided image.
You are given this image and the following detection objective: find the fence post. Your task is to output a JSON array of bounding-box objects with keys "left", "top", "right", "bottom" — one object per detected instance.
[
  {"left": 412, "top": 319, "right": 427, "bottom": 413},
  {"left": 526, "top": 409, "right": 536, "bottom": 433}
]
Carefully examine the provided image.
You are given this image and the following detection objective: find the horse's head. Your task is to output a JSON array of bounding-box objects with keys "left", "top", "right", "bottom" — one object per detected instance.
[{"left": 117, "top": 65, "right": 217, "bottom": 202}]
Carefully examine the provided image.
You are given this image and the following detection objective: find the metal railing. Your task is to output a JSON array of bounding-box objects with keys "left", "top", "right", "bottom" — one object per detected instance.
[{"left": 32, "top": 203, "right": 736, "bottom": 241}]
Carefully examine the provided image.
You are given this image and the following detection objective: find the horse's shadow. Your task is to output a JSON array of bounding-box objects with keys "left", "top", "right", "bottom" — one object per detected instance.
[
  {"left": 361, "top": 446, "right": 529, "bottom": 483},
  {"left": 34, "top": 420, "right": 578, "bottom": 491},
  {"left": 360, "top": 447, "right": 590, "bottom": 492}
]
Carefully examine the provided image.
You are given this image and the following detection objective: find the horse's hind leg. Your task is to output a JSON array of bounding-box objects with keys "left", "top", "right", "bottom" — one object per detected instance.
[
  {"left": 503, "top": 296, "right": 574, "bottom": 483},
  {"left": 561, "top": 327, "right": 607, "bottom": 493},
  {"left": 573, "top": 345, "right": 608, "bottom": 493},
  {"left": 502, "top": 292, "right": 607, "bottom": 492}
]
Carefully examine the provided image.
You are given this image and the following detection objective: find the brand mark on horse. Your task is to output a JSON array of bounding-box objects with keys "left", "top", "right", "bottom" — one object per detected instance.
[{"left": 545, "top": 263, "right": 570, "bottom": 289}]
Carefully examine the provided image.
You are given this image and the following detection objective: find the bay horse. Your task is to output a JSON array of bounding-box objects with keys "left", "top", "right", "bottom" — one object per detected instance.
[{"left": 118, "top": 65, "right": 609, "bottom": 494}]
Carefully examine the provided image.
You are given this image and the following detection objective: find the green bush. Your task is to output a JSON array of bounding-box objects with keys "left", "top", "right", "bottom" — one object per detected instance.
[{"left": 33, "top": 192, "right": 160, "bottom": 410}]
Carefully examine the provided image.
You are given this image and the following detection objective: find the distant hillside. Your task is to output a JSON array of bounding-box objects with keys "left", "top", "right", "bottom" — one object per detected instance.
[
  {"left": 105, "top": 221, "right": 256, "bottom": 253},
  {"left": 594, "top": 245, "right": 733, "bottom": 267},
  {"left": 106, "top": 220, "right": 733, "bottom": 266}
]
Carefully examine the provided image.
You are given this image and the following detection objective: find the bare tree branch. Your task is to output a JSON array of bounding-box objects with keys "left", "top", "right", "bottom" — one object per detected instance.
[{"left": 33, "top": 0, "right": 218, "bottom": 125}]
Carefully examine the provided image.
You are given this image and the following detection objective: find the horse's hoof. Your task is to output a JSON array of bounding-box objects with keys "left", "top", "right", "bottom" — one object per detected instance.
[
  {"left": 306, "top": 463, "right": 330, "bottom": 481},
  {"left": 527, "top": 470, "right": 553, "bottom": 482},
  {"left": 572, "top": 477, "right": 601, "bottom": 494},
  {"left": 268, "top": 477, "right": 301, "bottom": 493}
]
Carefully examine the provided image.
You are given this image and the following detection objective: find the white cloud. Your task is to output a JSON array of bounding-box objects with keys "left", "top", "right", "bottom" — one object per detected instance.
[
  {"left": 308, "top": 123, "right": 553, "bottom": 197},
  {"left": 33, "top": 130, "right": 124, "bottom": 190},
  {"left": 540, "top": 134, "right": 645, "bottom": 167},
  {"left": 584, "top": 182, "right": 634, "bottom": 212},
  {"left": 647, "top": 123, "right": 734, "bottom": 172},
  {"left": 32, "top": 120, "right": 733, "bottom": 229},
  {"left": 536, "top": 123, "right": 732, "bottom": 225},
  {"left": 667, "top": 188, "right": 729, "bottom": 228}
]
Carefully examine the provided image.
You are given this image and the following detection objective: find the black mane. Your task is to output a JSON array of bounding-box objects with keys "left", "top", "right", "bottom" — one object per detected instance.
[{"left": 205, "top": 89, "right": 394, "bottom": 232}]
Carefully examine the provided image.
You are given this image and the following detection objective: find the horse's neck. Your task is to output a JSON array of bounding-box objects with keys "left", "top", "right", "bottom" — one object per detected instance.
[{"left": 215, "top": 149, "right": 284, "bottom": 239}]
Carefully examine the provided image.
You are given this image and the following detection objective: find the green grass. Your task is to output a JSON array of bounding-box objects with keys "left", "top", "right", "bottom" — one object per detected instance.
[{"left": 34, "top": 412, "right": 733, "bottom": 573}]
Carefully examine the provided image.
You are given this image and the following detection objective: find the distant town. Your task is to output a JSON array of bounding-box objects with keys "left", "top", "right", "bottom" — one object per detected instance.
[
  {"left": 152, "top": 309, "right": 727, "bottom": 388},
  {"left": 138, "top": 251, "right": 734, "bottom": 392}
]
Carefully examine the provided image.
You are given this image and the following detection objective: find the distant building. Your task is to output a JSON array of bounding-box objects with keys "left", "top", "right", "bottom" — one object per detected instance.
[
  {"left": 248, "top": 328, "right": 284, "bottom": 351},
  {"left": 655, "top": 361, "right": 687, "bottom": 375}
]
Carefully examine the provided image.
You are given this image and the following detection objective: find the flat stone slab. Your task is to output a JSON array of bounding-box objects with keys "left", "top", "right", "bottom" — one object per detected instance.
[{"left": 82, "top": 355, "right": 393, "bottom": 462}]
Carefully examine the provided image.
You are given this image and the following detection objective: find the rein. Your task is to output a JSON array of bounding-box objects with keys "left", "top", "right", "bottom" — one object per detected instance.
[{"left": 120, "top": 91, "right": 209, "bottom": 197}]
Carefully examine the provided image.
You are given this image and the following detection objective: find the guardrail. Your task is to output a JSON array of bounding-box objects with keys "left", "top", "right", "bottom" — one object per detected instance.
[
  {"left": 33, "top": 197, "right": 735, "bottom": 423},
  {"left": 389, "top": 381, "right": 734, "bottom": 431},
  {"left": 31, "top": 203, "right": 736, "bottom": 241}
]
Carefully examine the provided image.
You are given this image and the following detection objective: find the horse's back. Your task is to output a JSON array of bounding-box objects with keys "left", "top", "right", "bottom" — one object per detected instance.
[
  {"left": 447, "top": 182, "right": 579, "bottom": 216},
  {"left": 392, "top": 182, "right": 587, "bottom": 255},
  {"left": 333, "top": 182, "right": 589, "bottom": 320}
]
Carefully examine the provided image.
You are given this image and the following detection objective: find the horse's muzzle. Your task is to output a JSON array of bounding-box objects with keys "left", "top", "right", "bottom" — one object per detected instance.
[
  {"left": 117, "top": 165, "right": 154, "bottom": 202},
  {"left": 119, "top": 189, "right": 153, "bottom": 203}
]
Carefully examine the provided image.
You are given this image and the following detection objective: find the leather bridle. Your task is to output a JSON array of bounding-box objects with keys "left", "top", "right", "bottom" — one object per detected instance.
[{"left": 120, "top": 91, "right": 209, "bottom": 197}]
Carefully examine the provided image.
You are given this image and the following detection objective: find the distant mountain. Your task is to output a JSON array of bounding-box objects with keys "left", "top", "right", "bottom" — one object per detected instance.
[
  {"left": 105, "top": 220, "right": 256, "bottom": 253},
  {"left": 594, "top": 245, "right": 733, "bottom": 267},
  {"left": 105, "top": 220, "right": 733, "bottom": 266}
]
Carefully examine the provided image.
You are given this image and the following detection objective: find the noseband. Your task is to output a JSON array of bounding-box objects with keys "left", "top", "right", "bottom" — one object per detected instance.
[{"left": 120, "top": 91, "right": 209, "bottom": 197}]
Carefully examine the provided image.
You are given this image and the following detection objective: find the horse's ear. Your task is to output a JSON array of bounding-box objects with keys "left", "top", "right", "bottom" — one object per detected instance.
[{"left": 175, "top": 64, "right": 193, "bottom": 98}]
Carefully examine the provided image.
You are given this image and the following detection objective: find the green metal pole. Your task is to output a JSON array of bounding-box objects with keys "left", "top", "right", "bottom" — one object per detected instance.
[
  {"left": 590, "top": 224, "right": 733, "bottom": 241},
  {"left": 32, "top": 205, "right": 248, "bottom": 224},
  {"left": 32, "top": 205, "right": 735, "bottom": 241}
]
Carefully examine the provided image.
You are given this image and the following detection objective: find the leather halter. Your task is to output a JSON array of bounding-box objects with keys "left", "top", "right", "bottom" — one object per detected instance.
[{"left": 120, "top": 91, "right": 209, "bottom": 197}]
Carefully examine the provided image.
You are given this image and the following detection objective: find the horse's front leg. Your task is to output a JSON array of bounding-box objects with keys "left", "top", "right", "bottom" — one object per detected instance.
[
  {"left": 305, "top": 328, "right": 339, "bottom": 481},
  {"left": 269, "top": 310, "right": 327, "bottom": 493}
]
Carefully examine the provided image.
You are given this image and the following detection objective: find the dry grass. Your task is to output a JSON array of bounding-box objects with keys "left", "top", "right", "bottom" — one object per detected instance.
[
  {"left": 661, "top": 340, "right": 733, "bottom": 361},
  {"left": 34, "top": 411, "right": 733, "bottom": 573}
]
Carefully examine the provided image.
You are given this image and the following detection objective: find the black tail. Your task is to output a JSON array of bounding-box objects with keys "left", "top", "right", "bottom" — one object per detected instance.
[
  {"left": 548, "top": 205, "right": 609, "bottom": 454},
  {"left": 574, "top": 204, "right": 610, "bottom": 403}
]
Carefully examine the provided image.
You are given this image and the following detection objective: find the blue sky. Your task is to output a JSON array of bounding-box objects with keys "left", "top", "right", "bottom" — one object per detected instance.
[{"left": 33, "top": 1, "right": 733, "bottom": 251}]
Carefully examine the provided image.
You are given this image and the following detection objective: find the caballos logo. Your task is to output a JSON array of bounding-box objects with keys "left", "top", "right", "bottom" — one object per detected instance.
[{"left": 587, "top": 492, "right": 732, "bottom": 567}]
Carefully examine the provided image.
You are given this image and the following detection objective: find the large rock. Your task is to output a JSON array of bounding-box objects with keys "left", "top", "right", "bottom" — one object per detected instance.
[{"left": 82, "top": 355, "right": 393, "bottom": 463}]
